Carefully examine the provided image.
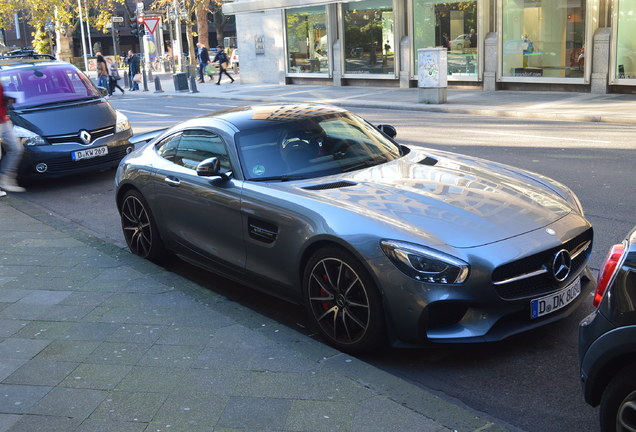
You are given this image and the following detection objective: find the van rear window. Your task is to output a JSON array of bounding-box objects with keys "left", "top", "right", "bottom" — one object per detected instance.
[{"left": 1, "top": 63, "right": 100, "bottom": 108}]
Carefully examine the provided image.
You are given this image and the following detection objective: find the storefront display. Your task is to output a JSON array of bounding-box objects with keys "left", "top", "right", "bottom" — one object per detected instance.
[
  {"left": 342, "top": 0, "right": 395, "bottom": 75},
  {"left": 286, "top": 6, "right": 329, "bottom": 74},
  {"left": 413, "top": 0, "right": 479, "bottom": 80},
  {"left": 501, "top": 0, "right": 586, "bottom": 80},
  {"left": 615, "top": 0, "right": 636, "bottom": 81}
]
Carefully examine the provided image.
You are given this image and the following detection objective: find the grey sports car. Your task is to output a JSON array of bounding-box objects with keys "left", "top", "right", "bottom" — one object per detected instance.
[{"left": 115, "top": 104, "right": 595, "bottom": 353}]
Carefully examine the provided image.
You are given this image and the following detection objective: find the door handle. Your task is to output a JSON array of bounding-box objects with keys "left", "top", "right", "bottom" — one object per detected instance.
[{"left": 164, "top": 176, "right": 181, "bottom": 187}]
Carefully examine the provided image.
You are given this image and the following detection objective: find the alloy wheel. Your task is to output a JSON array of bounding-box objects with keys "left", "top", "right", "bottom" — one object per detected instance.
[
  {"left": 121, "top": 194, "right": 153, "bottom": 257},
  {"left": 617, "top": 391, "right": 636, "bottom": 431},
  {"left": 307, "top": 257, "right": 371, "bottom": 346}
]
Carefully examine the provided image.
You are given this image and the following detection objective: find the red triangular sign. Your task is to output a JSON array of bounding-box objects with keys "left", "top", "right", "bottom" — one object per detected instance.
[{"left": 143, "top": 17, "right": 159, "bottom": 34}]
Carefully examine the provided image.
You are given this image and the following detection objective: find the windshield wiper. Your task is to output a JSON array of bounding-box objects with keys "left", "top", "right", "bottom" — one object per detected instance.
[
  {"left": 19, "top": 97, "right": 97, "bottom": 110},
  {"left": 341, "top": 156, "right": 388, "bottom": 173},
  {"left": 250, "top": 174, "right": 309, "bottom": 182}
]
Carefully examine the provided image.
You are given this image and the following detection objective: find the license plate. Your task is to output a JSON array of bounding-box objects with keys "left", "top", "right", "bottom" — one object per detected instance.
[
  {"left": 531, "top": 280, "right": 581, "bottom": 319},
  {"left": 72, "top": 146, "right": 108, "bottom": 161}
]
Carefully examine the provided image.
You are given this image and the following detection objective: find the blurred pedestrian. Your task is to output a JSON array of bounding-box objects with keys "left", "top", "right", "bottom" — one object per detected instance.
[
  {"left": 96, "top": 54, "right": 110, "bottom": 95},
  {"left": 126, "top": 50, "right": 140, "bottom": 91},
  {"left": 107, "top": 58, "right": 125, "bottom": 95},
  {"left": 196, "top": 42, "right": 210, "bottom": 83},
  {"left": 212, "top": 46, "right": 234, "bottom": 85},
  {"left": 0, "top": 82, "right": 25, "bottom": 193}
]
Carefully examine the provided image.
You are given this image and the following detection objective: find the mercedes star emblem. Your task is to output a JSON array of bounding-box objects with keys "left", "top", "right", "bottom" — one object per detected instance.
[{"left": 552, "top": 249, "right": 572, "bottom": 282}]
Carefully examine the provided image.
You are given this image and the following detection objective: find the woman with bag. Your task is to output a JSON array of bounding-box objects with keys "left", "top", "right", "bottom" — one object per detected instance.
[
  {"left": 96, "top": 54, "right": 110, "bottom": 95},
  {"left": 212, "top": 45, "right": 234, "bottom": 85},
  {"left": 107, "top": 58, "right": 125, "bottom": 96}
]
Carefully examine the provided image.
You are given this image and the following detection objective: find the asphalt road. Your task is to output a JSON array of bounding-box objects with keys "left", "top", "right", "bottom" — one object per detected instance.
[{"left": 16, "top": 95, "right": 636, "bottom": 432}]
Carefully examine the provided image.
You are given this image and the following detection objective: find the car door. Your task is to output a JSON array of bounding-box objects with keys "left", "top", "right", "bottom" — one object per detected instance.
[{"left": 151, "top": 129, "right": 246, "bottom": 272}]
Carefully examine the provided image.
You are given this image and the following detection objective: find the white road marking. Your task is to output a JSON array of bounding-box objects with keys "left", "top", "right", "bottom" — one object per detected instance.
[
  {"left": 464, "top": 129, "right": 611, "bottom": 144},
  {"left": 118, "top": 109, "right": 171, "bottom": 117}
]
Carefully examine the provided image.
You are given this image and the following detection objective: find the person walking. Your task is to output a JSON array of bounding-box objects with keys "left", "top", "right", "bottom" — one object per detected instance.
[
  {"left": 96, "top": 54, "right": 110, "bottom": 95},
  {"left": 196, "top": 43, "right": 210, "bottom": 83},
  {"left": 127, "top": 50, "right": 140, "bottom": 91},
  {"left": 107, "top": 58, "right": 125, "bottom": 96},
  {"left": 0, "top": 82, "right": 25, "bottom": 193},
  {"left": 212, "top": 46, "right": 234, "bottom": 85}
]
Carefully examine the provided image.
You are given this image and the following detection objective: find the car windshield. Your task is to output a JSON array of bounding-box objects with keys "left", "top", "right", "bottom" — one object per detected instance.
[
  {"left": 235, "top": 111, "right": 402, "bottom": 181},
  {"left": 0, "top": 63, "right": 101, "bottom": 108}
]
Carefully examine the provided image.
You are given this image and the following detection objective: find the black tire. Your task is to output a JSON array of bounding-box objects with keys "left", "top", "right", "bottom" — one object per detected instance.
[
  {"left": 119, "top": 189, "right": 166, "bottom": 261},
  {"left": 600, "top": 365, "right": 636, "bottom": 432},
  {"left": 303, "top": 246, "right": 386, "bottom": 354}
]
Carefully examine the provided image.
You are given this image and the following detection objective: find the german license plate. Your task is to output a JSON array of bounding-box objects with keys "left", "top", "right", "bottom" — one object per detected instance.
[
  {"left": 72, "top": 146, "right": 108, "bottom": 161},
  {"left": 531, "top": 280, "right": 581, "bottom": 319}
]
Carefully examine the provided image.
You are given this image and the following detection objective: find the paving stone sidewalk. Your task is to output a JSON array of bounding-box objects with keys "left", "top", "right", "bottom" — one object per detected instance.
[{"left": 0, "top": 198, "right": 518, "bottom": 431}]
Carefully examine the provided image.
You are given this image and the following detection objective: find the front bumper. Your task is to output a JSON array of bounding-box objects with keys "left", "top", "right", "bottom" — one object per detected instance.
[
  {"left": 18, "top": 130, "right": 134, "bottom": 178},
  {"left": 368, "top": 215, "right": 593, "bottom": 346}
]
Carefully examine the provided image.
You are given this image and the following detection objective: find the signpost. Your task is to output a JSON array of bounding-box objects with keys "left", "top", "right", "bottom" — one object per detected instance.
[{"left": 112, "top": 16, "right": 124, "bottom": 23}]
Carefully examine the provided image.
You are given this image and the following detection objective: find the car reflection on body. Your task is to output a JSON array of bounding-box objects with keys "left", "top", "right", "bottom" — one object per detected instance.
[
  {"left": 579, "top": 226, "right": 636, "bottom": 432},
  {"left": 115, "top": 104, "right": 594, "bottom": 353}
]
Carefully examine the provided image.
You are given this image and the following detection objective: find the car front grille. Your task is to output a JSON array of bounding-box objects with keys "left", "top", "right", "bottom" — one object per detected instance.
[
  {"left": 46, "top": 126, "right": 116, "bottom": 145},
  {"left": 492, "top": 228, "right": 593, "bottom": 300},
  {"left": 33, "top": 146, "right": 129, "bottom": 174}
]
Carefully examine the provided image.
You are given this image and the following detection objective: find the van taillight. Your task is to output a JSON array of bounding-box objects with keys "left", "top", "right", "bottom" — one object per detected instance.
[{"left": 594, "top": 243, "right": 626, "bottom": 308}]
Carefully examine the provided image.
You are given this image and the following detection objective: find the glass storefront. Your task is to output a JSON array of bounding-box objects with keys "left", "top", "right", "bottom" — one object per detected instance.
[
  {"left": 615, "top": 0, "right": 636, "bottom": 81},
  {"left": 342, "top": 0, "right": 395, "bottom": 75},
  {"left": 413, "top": 1, "right": 479, "bottom": 80},
  {"left": 501, "top": 0, "right": 586, "bottom": 79},
  {"left": 285, "top": 6, "right": 329, "bottom": 74}
]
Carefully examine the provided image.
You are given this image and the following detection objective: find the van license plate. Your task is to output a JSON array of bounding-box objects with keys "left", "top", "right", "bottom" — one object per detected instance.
[
  {"left": 72, "top": 146, "right": 108, "bottom": 161},
  {"left": 531, "top": 280, "right": 580, "bottom": 319}
]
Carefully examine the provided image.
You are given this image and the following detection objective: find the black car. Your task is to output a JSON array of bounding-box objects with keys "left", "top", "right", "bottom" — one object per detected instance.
[
  {"left": 0, "top": 50, "right": 133, "bottom": 178},
  {"left": 579, "top": 226, "right": 636, "bottom": 432}
]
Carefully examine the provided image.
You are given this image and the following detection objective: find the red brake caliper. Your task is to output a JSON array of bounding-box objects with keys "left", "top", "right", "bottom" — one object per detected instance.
[{"left": 321, "top": 273, "right": 330, "bottom": 311}]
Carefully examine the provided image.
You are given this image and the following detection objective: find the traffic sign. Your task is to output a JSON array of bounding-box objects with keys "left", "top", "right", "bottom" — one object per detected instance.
[
  {"left": 143, "top": 17, "right": 160, "bottom": 34},
  {"left": 112, "top": 16, "right": 124, "bottom": 23}
]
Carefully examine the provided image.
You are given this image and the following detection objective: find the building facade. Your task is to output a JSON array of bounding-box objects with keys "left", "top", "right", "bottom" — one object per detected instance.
[{"left": 223, "top": 0, "right": 636, "bottom": 93}]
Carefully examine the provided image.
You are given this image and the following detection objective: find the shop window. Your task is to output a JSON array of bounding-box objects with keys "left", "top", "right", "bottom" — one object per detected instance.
[
  {"left": 616, "top": 0, "right": 636, "bottom": 80},
  {"left": 413, "top": 1, "right": 479, "bottom": 80},
  {"left": 342, "top": 0, "right": 395, "bottom": 75},
  {"left": 502, "top": 0, "right": 586, "bottom": 79},
  {"left": 286, "top": 6, "right": 329, "bottom": 74}
]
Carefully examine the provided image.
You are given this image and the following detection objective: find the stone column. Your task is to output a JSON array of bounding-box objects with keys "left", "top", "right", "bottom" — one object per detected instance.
[
  {"left": 399, "top": 36, "right": 410, "bottom": 88},
  {"left": 591, "top": 27, "right": 611, "bottom": 94},
  {"left": 483, "top": 32, "right": 498, "bottom": 92}
]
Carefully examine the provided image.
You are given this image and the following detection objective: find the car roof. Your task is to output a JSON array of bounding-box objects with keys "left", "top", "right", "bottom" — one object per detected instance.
[
  {"left": 198, "top": 104, "right": 348, "bottom": 131},
  {"left": 0, "top": 50, "right": 68, "bottom": 71}
]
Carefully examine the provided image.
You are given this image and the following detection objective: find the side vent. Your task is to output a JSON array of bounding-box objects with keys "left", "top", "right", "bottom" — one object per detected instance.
[
  {"left": 248, "top": 218, "right": 278, "bottom": 244},
  {"left": 418, "top": 156, "right": 438, "bottom": 166},
  {"left": 302, "top": 181, "right": 357, "bottom": 191}
]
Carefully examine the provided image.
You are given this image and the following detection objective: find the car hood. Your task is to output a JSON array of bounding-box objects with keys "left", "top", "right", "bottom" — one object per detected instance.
[
  {"left": 286, "top": 149, "right": 574, "bottom": 248},
  {"left": 11, "top": 99, "right": 115, "bottom": 137}
]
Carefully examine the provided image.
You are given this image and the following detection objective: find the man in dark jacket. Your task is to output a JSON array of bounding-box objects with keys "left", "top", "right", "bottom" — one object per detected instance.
[
  {"left": 212, "top": 46, "right": 235, "bottom": 85},
  {"left": 127, "top": 50, "right": 140, "bottom": 91},
  {"left": 196, "top": 43, "right": 210, "bottom": 83}
]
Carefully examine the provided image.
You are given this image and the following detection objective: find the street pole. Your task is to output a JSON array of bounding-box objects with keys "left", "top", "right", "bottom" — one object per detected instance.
[
  {"left": 110, "top": 23, "right": 118, "bottom": 58},
  {"left": 77, "top": 0, "right": 88, "bottom": 72},
  {"left": 84, "top": 0, "right": 93, "bottom": 55}
]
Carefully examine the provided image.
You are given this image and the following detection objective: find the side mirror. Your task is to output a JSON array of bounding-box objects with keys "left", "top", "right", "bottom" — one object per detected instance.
[
  {"left": 377, "top": 124, "right": 397, "bottom": 139},
  {"left": 197, "top": 157, "right": 229, "bottom": 180},
  {"left": 97, "top": 86, "right": 108, "bottom": 97}
]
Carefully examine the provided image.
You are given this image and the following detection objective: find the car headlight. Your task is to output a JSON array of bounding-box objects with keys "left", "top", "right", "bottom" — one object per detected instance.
[
  {"left": 115, "top": 110, "right": 131, "bottom": 133},
  {"left": 13, "top": 125, "right": 47, "bottom": 146},
  {"left": 381, "top": 240, "right": 469, "bottom": 284}
]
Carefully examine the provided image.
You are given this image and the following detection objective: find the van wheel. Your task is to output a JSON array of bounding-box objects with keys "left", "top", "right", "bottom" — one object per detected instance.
[{"left": 600, "top": 364, "right": 636, "bottom": 432}]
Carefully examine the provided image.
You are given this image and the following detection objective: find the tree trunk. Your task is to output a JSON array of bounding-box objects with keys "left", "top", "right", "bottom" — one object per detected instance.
[
  {"left": 214, "top": 10, "right": 224, "bottom": 47},
  {"left": 195, "top": 3, "right": 209, "bottom": 48},
  {"left": 185, "top": 21, "right": 196, "bottom": 65}
]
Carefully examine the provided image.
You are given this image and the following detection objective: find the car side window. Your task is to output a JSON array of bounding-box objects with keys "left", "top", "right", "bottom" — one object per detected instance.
[
  {"left": 175, "top": 130, "right": 231, "bottom": 171},
  {"left": 155, "top": 133, "right": 181, "bottom": 163}
]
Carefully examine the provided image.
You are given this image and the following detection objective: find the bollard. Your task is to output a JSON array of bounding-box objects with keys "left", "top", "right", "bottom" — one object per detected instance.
[
  {"left": 154, "top": 76, "right": 164, "bottom": 93},
  {"left": 123, "top": 73, "right": 130, "bottom": 90},
  {"left": 188, "top": 74, "right": 199, "bottom": 93}
]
